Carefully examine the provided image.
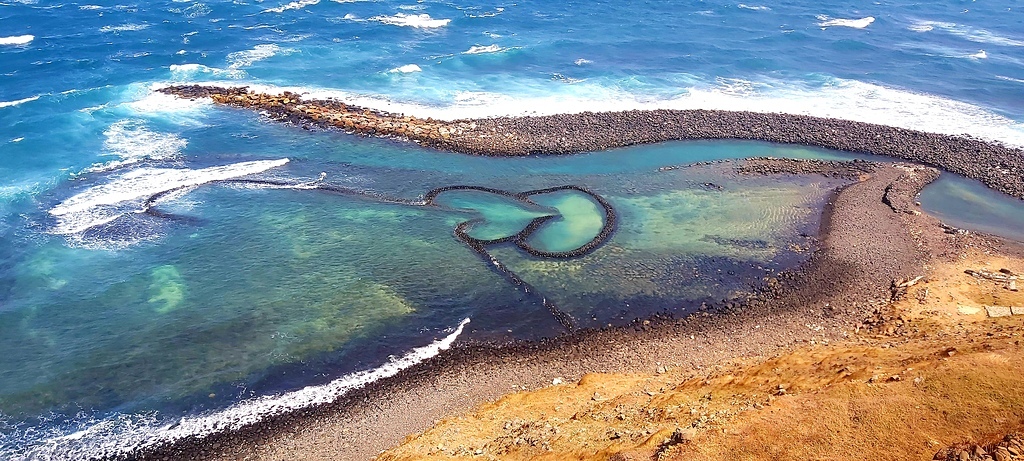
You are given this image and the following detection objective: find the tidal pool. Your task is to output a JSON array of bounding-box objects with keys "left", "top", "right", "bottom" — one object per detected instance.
[{"left": 920, "top": 173, "right": 1024, "bottom": 243}]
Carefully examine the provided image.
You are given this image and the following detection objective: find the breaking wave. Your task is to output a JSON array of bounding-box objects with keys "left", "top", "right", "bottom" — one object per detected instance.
[
  {"left": 370, "top": 13, "right": 451, "bottom": 28},
  {"left": 217, "top": 75, "right": 1024, "bottom": 147},
  {"left": 463, "top": 44, "right": 508, "bottom": 55},
  {"left": 0, "top": 319, "right": 469, "bottom": 461},
  {"left": 49, "top": 159, "right": 290, "bottom": 236},
  {"left": 817, "top": 15, "right": 875, "bottom": 29},
  {"left": 262, "top": 0, "right": 319, "bottom": 14},
  {"left": 0, "top": 95, "right": 40, "bottom": 108},
  {"left": 389, "top": 64, "right": 423, "bottom": 73},
  {"left": 0, "top": 34, "right": 34, "bottom": 45}
]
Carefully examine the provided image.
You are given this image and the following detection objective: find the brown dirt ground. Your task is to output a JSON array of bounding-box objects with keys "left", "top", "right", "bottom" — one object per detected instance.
[{"left": 377, "top": 250, "right": 1024, "bottom": 461}]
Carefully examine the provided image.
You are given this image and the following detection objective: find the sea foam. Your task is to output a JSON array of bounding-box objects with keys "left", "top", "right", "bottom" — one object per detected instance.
[
  {"left": 169, "top": 63, "right": 245, "bottom": 80},
  {"left": 0, "top": 34, "right": 34, "bottom": 45},
  {"left": 389, "top": 64, "right": 423, "bottom": 73},
  {"left": 82, "top": 121, "right": 188, "bottom": 174},
  {"left": 1, "top": 318, "right": 469, "bottom": 461},
  {"left": 908, "top": 20, "right": 1024, "bottom": 47},
  {"left": 817, "top": 15, "right": 875, "bottom": 29},
  {"left": 0, "top": 95, "right": 40, "bottom": 108},
  {"left": 262, "top": 0, "right": 318, "bottom": 14},
  {"left": 226, "top": 44, "right": 294, "bottom": 69},
  {"left": 49, "top": 159, "right": 290, "bottom": 236},
  {"left": 99, "top": 23, "right": 150, "bottom": 33},
  {"left": 370, "top": 13, "right": 451, "bottom": 28},
  {"left": 463, "top": 44, "right": 506, "bottom": 55},
  {"left": 219, "top": 74, "right": 1024, "bottom": 147}
]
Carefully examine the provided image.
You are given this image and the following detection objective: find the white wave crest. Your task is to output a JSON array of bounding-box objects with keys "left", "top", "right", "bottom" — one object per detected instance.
[
  {"left": 737, "top": 4, "right": 769, "bottom": 11},
  {"left": 817, "top": 15, "right": 875, "bottom": 29},
  {"left": 0, "top": 95, "right": 40, "bottom": 108},
  {"left": 117, "top": 84, "right": 212, "bottom": 121},
  {"left": 968, "top": 50, "right": 987, "bottom": 59},
  {"left": 263, "top": 0, "right": 318, "bottom": 13},
  {"left": 100, "top": 23, "right": 150, "bottom": 33},
  {"left": 227, "top": 44, "right": 294, "bottom": 69},
  {"left": 370, "top": 13, "right": 450, "bottom": 28},
  {"left": 996, "top": 75, "right": 1024, "bottom": 85},
  {"left": 0, "top": 34, "right": 34, "bottom": 45},
  {"left": 465, "top": 7, "right": 503, "bottom": 18},
  {"left": 181, "top": 3, "right": 211, "bottom": 18},
  {"left": 169, "top": 63, "right": 245, "bottom": 80},
  {"left": 3, "top": 319, "right": 469, "bottom": 461},
  {"left": 908, "top": 20, "right": 1024, "bottom": 47},
  {"left": 908, "top": 23, "right": 934, "bottom": 32},
  {"left": 463, "top": 44, "right": 504, "bottom": 55},
  {"left": 220, "top": 74, "right": 1024, "bottom": 147},
  {"left": 389, "top": 64, "right": 422, "bottom": 73},
  {"left": 49, "top": 159, "right": 290, "bottom": 235},
  {"left": 81, "top": 121, "right": 188, "bottom": 174},
  {"left": 574, "top": 58, "right": 592, "bottom": 66}
]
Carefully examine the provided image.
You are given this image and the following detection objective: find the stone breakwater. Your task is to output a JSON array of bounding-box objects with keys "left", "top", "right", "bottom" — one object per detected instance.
[{"left": 158, "top": 85, "right": 1024, "bottom": 200}]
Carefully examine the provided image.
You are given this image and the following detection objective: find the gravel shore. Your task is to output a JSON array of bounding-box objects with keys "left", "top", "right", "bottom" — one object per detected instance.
[{"left": 160, "top": 85, "right": 1024, "bottom": 199}]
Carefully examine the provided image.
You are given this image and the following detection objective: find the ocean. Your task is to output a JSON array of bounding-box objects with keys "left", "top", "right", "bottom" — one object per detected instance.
[{"left": 1, "top": 0, "right": 1023, "bottom": 458}]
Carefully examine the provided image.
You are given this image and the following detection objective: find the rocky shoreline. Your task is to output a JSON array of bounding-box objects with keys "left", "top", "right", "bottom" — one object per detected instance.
[
  {"left": 158, "top": 85, "right": 1024, "bottom": 199},
  {"left": 120, "top": 155, "right": 999, "bottom": 461}
]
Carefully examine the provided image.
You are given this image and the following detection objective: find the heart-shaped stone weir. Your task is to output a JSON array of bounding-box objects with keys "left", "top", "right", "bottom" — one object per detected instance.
[{"left": 425, "top": 185, "right": 616, "bottom": 258}]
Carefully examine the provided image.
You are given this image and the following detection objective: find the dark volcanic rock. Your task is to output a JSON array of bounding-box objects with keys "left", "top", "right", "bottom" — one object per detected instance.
[{"left": 157, "top": 85, "right": 1024, "bottom": 200}]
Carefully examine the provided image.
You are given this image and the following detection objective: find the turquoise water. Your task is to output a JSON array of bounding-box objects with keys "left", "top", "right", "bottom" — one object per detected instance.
[
  {"left": 0, "top": 130, "right": 855, "bottom": 456},
  {"left": 526, "top": 190, "right": 606, "bottom": 254},
  {"left": 921, "top": 173, "right": 1024, "bottom": 243},
  {"left": 432, "top": 188, "right": 556, "bottom": 241},
  {"left": 3, "top": 0, "right": 1024, "bottom": 457}
]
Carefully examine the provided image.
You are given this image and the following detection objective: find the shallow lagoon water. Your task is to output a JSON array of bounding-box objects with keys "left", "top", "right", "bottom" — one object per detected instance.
[
  {"left": 0, "top": 125, "right": 855, "bottom": 440},
  {"left": 921, "top": 173, "right": 1024, "bottom": 243},
  {"left": 527, "top": 190, "right": 606, "bottom": 254},
  {"left": 2, "top": 114, "right": 1024, "bottom": 456}
]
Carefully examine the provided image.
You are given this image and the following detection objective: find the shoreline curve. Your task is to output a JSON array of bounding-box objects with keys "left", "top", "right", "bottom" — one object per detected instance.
[{"left": 158, "top": 85, "right": 1024, "bottom": 200}]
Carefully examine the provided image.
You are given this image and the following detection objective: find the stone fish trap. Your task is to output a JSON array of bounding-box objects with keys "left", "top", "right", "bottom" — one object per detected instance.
[{"left": 142, "top": 176, "right": 618, "bottom": 331}]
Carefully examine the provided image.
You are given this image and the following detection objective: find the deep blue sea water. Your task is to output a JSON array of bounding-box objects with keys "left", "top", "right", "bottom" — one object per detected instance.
[{"left": 2, "top": 0, "right": 1023, "bottom": 458}]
